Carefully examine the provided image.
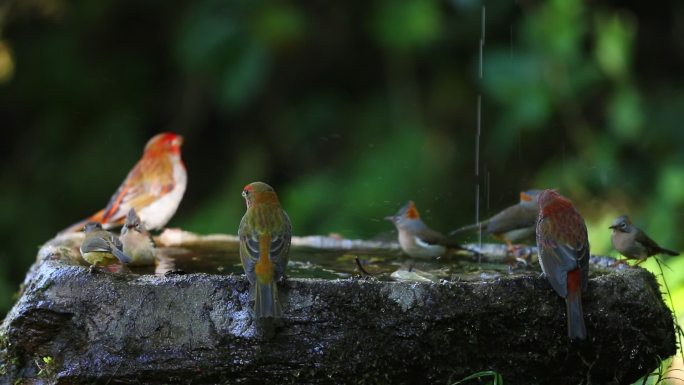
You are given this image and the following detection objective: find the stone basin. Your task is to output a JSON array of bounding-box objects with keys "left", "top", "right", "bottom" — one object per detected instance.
[{"left": 0, "top": 230, "right": 676, "bottom": 384}]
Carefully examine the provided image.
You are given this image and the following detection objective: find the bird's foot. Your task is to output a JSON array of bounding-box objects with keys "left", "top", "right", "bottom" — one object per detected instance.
[
  {"left": 609, "top": 259, "right": 629, "bottom": 268},
  {"left": 164, "top": 269, "right": 187, "bottom": 277},
  {"left": 505, "top": 244, "right": 532, "bottom": 271},
  {"left": 507, "top": 257, "right": 529, "bottom": 273},
  {"left": 635, "top": 258, "right": 649, "bottom": 266}
]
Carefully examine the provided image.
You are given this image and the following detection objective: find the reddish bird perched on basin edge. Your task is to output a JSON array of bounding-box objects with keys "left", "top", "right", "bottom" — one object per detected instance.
[
  {"left": 385, "top": 201, "right": 464, "bottom": 258},
  {"left": 61, "top": 132, "right": 187, "bottom": 233},
  {"left": 239, "top": 182, "right": 292, "bottom": 319},
  {"left": 536, "top": 189, "right": 589, "bottom": 340},
  {"left": 609, "top": 215, "right": 679, "bottom": 265}
]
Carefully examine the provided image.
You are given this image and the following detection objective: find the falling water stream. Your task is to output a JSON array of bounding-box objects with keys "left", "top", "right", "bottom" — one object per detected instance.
[{"left": 475, "top": 5, "right": 486, "bottom": 264}]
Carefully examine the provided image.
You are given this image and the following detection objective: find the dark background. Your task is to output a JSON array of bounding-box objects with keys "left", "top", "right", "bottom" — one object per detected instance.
[{"left": 1, "top": 0, "right": 684, "bottom": 318}]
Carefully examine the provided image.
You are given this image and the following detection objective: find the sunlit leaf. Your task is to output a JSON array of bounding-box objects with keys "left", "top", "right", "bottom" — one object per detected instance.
[
  {"left": 372, "top": 0, "right": 442, "bottom": 52},
  {"left": 595, "top": 12, "right": 636, "bottom": 80},
  {"left": 0, "top": 40, "right": 13, "bottom": 83},
  {"left": 607, "top": 85, "right": 643, "bottom": 140}
]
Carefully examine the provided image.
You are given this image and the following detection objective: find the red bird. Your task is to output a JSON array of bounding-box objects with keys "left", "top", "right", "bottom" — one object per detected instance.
[
  {"left": 61, "top": 133, "right": 187, "bottom": 233},
  {"left": 536, "top": 189, "right": 589, "bottom": 340}
]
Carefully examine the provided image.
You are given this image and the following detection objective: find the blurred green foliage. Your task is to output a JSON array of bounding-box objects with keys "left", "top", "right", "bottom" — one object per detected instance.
[{"left": 1, "top": 0, "right": 684, "bottom": 364}]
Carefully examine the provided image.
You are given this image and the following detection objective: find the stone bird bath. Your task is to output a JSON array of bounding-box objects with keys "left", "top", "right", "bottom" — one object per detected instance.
[{"left": 0, "top": 230, "right": 676, "bottom": 384}]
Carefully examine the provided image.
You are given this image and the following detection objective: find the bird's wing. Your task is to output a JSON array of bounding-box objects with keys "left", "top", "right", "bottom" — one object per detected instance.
[
  {"left": 238, "top": 212, "right": 291, "bottom": 273},
  {"left": 80, "top": 236, "right": 113, "bottom": 254},
  {"left": 238, "top": 215, "right": 258, "bottom": 264},
  {"left": 111, "top": 247, "right": 132, "bottom": 264},
  {"left": 538, "top": 241, "right": 586, "bottom": 297},
  {"left": 101, "top": 156, "right": 175, "bottom": 225},
  {"left": 272, "top": 212, "right": 292, "bottom": 278},
  {"left": 416, "top": 228, "right": 462, "bottom": 248},
  {"left": 415, "top": 227, "right": 447, "bottom": 245},
  {"left": 111, "top": 234, "right": 124, "bottom": 250},
  {"left": 485, "top": 205, "right": 537, "bottom": 234},
  {"left": 634, "top": 230, "right": 678, "bottom": 256}
]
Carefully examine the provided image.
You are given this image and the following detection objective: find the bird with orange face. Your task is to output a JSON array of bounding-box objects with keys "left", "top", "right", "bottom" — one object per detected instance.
[
  {"left": 238, "top": 182, "right": 292, "bottom": 319},
  {"left": 536, "top": 189, "right": 589, "bottom": 340},
  {"left": 61, "top": 132, "right": 187, "bottom": 233},
  {"left": 385, "top": 201, "right": 464, "bottom": 258}
]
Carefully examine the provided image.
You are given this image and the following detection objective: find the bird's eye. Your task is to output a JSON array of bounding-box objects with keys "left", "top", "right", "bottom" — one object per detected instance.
[
  {"left": 242, "top": 190, "right": 249, "bottom": 198},
  {"left": 620, "top": 223, "right": 627, "bottom": 230}
]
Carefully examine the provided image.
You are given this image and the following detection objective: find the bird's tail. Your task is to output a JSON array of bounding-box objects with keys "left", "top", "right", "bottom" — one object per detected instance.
[
  {"left": 438, "top": 236, "right": 482, "bottom": 256},
  {"left": 657, "top": 247, "right": 679, "bottom": 257},
  {"left": 254, "top": 281, "right": 281, "bottom": 318},
  {"left": 449, "top": 223, "right": 481, "bottom": 236},
  {"left": 566, "top": 289, "right": 586, "bottom": 340},
  {"left": 59, "top": 209, "right": 106, "bottom": 234},
  {"left": 111, "top": 248, "right": 132, "bottom": 264},
  {"left": 449, "top": 220, "right": 491, "bottom": 236}
]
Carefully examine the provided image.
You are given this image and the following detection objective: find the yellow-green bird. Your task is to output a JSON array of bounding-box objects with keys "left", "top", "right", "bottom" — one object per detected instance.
[
  {"left": 238, "top": 182, "right": 292, "bottom": 319},
  {"left": 80, "top": 222, "right": 132, "bottom": 269}
]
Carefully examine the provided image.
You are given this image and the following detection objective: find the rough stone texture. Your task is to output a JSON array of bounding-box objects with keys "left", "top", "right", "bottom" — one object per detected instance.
[{"left": 0, "top": 235, "right": 676, "bottom": 385}]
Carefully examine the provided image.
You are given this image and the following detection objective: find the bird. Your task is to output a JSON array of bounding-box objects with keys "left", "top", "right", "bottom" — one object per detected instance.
[
  {"left": 609, "top": 215, "right": 678, "bottom": 265},
  {"left": 238, "top": 182, "right": 292, "bottom": 319},
  {"left": 61, "top": 132, "right": 187, "bottom": 233},
  {"left": 120, "top": 208, "right": 156, "bottom": 266},
  {"left": 80, "top": 222, "right": 132, "bottom": 270},
  {"left": 450, "top": 190, "right": 540, "bottom": 248},
  {"left": 385, "top": 201, "right": 464, "bottom": 258},
  {"left": 536, "top": 189, "right": 589, "bottom": 340}
]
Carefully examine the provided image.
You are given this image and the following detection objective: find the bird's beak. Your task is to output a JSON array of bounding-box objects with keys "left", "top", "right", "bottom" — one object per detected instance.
[
  {"left": 384, "top": 216, "right": 396, "bottom": 222},
  {"left": 608, "top": 225, "right": 617, "bottom": 229}
]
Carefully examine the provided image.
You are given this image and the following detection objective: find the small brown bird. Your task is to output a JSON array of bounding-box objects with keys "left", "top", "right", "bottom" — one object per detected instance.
[
  {"left": 120, "top": 208, "right": 156, "bottom": 266},
  {"left": 609, "top": 215, "right": 678, "bottom": 265},
  {"left": 451, "top": 190, "right": 540, "bottom": 247},
  {"left": 385, "top": 201, "right": 463, "bottom": 258}
]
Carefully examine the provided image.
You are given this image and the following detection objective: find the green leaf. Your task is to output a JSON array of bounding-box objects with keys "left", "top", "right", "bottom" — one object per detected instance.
[
  {"left": 372, "top": 0, "right": 442, "bottom": 52},
  {"left": 595, "top": 12, "right": 636, "bottom": 80}
]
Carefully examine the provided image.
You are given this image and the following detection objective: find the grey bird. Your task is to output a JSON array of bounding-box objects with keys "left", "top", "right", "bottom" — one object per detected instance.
[
  {"left": 120, "top": 208, "right": 156, "bottom": 266},
  {"left": 450, "top": 190, "right": 541, "bottom": 248},
  {"left": 609, "top": 215, "right": 678, "bottom": 265},
  {"left": 385, "top": 201, "right": 463, "bottom": 258}
]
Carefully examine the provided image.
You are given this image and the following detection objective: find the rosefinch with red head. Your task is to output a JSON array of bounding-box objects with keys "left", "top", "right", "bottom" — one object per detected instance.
[
  {"left": 61, "top": 132, "right": 186, "bottom": 233},
  {"left": 536, "top": 189, "right": 589, "bottom": 340},
  {"left": 239, "top": 182, "right": 291, "bottom": 319}
]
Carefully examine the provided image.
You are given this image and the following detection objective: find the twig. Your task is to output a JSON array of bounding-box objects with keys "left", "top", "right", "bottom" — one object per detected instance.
[
  {"left": 654, "top": 258, "right": 684, "bottom": 363},
  {"left": 354, "top": 256, "right": 373, "bottom": 277}
]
